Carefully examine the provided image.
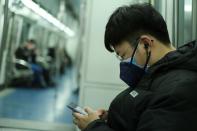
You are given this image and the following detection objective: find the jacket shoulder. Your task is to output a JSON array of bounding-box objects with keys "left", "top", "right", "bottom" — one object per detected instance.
[{"left": 150, "top": 69, "right": 197, "bottom": 102}]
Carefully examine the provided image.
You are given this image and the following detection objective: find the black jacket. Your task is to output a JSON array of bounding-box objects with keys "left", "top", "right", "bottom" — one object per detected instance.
[
  {"left": 84, "top": 41, "right": 197, "bottom": 131},
  {"left": 15, "top": 46, "right": 37, "bottom": 63}
]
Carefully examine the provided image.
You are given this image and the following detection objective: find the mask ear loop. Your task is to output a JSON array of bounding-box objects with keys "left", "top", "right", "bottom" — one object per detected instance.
[
  {"left": 143, "top": 49, "right": 151, "bottom": 70},
  {"left": 130, "top": 38, "right": 140, "bottom": 64}
]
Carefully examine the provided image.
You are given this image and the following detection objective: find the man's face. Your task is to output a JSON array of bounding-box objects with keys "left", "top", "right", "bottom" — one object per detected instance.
[
  {"left": 114, "top": 40, "right": 148, "bottom": 66},
  {"left": 114, "top": 41, "right": 133, "bottom": 60},
  {"left": 26, "top": 42, "right": 36, "bottom": 50}
]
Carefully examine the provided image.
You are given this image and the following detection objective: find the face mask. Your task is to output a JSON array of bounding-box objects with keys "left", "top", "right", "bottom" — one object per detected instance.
[
  {"left": 122, "top": 57, "right": 144, "bottom": 68},
  {"left": 120, "top": 57, "right": 146, "bottom": 87},
  {"left": 119, "top": 39, "right": 151, "bottom": 87}
]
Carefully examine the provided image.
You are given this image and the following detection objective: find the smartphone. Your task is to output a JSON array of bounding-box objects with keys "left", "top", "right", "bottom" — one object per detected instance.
[{"left": 67, "top": 103, "right": 88, "bottom": 115}]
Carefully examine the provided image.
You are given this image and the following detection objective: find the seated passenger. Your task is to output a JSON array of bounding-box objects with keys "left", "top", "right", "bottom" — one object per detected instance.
[{"left": 15, "top": 39, "right": 46, "bottom": 87}]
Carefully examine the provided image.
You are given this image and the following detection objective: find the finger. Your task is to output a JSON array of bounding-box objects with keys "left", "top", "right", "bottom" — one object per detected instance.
[
  {"left": 103, "top": 110, "right": 108, "bottom": 116},
  {"left": 97, "top": 109, "right": 104, "bottom": 114},
  {"left": 97, "top": 109, "right": 105, "bottom": 116},
  {"left": 73, "top": 112, "right": 84, "bottom": 119},
  {"left": 97, "top": 109, "right": 105, "bottom": 112},
  {"left": 72, "top": 113, "right": 78, "bottom": 120},
  {"left": 99, "top": 111, "right": 108, "bottom": 120},
  {"left": 73, "top": 117, "right": 78, "bottom": 125},
  {"left": 84, "top": 107, "right": 94, "bottom": 115}
]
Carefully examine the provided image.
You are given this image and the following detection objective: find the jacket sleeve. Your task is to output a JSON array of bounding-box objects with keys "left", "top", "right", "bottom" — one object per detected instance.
[
  {"left": 83, "top": 119, "right": 115, "bottom": 131},
  {"left": 136, "top": 73, "right": 197, "bottom": 131}
]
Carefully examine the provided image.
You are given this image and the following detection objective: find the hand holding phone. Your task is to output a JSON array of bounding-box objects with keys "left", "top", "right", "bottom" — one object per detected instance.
[
  {"left": 97, "top": 109, "right": 108, "bottom": 121},
  {"left": 67, "top": 103, "right": 88, "bottom": 115}
]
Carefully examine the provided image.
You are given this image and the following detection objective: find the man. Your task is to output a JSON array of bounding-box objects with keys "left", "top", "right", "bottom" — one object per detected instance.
[
  {"left": 73, "top": 3, "right": 197, "bottom": 131},
  {"left": 15, "top": 39, "right": 47, "bottom": 87},
  {"left": 15, "top": 39, "right": 37, "bottom": 63}
]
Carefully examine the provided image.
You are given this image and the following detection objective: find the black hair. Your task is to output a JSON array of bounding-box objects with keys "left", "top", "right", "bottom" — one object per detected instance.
[
  {"left": 104, "top": 3, "right": 171, "bottom": 52},
  {"left": 27, "top": 39, "right": 37, "bottom": 45}
]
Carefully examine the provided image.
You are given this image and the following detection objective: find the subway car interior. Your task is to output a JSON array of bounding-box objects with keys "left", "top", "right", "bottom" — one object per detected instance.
[{"left": 0, "top": 0, "right": 196, "bottom": 131}]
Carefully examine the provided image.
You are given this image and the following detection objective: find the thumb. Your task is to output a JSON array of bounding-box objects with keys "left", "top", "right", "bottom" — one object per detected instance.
[
  {"left": 84, "top": 107, "right": 94, "bottom": 115},
  {"left": 97, "top": 109, "right": 105, "bottom": 116}
]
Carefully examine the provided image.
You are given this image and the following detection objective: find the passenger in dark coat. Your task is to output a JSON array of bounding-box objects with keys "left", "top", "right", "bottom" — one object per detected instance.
[
  {"left": 15, "top": 39, "right": 37, "bottom": 64},
  {"left": 15, "top": 39, "right": 46, "bottom": 87},
  {"left": 73, "top": 3, "right": 197, "bottom": 131}
]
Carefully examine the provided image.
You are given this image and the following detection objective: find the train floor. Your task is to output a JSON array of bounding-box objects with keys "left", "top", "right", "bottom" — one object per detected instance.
[{"left": 0, "top": 68, "right": 78, "bottom": 125}]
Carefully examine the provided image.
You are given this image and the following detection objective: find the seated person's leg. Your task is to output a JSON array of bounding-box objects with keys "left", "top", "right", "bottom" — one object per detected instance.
[{"left": 30, "top": 63, "right": 46, "bottom": 87}]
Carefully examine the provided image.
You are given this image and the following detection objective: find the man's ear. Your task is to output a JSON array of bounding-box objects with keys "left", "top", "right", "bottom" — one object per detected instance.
[{"left": 140, "top": 35, "right": 153, "bottom": 49}]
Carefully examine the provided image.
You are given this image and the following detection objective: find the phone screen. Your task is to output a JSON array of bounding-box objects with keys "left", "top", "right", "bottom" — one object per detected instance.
[{"left": 67, "top": 103, "right": 87, "bottom": 115}]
